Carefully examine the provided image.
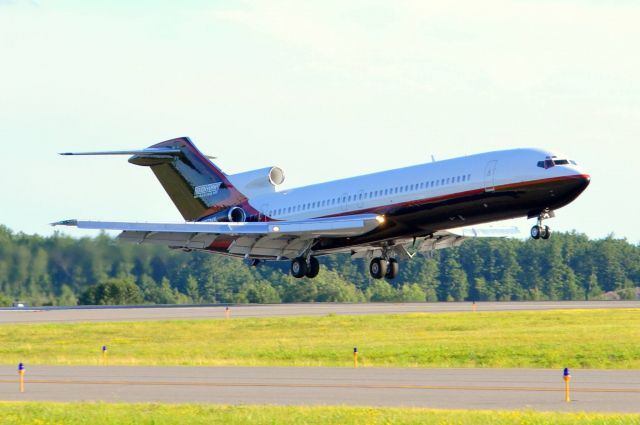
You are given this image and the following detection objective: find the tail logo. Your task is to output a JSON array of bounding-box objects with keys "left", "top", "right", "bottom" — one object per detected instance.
[{"left": 194, "top": 182, "right": 222, "bottom": 199}]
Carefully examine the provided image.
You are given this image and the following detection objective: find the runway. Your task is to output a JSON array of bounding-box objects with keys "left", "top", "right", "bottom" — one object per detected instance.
[
  {"left": 1, "top": 301, "right": 639, "bottom": 324},
  {"left": 1, "top": 366, "right": 639, "bottom": 412}
]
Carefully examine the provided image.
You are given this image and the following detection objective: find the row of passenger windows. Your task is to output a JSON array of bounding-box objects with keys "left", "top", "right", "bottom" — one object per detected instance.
[{"left": 268, "top": 174, "right": 472, "bottom": 217}]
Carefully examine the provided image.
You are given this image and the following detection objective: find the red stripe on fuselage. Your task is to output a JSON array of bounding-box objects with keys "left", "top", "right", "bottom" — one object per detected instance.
[{"left": 260, "top": 173, "right": 590, "bottom": 221}]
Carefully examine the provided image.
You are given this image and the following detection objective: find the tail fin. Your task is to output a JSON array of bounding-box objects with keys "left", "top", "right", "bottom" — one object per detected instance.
[
  {"left": 128, "top": 137, "right": 247, "bottom": 221},
  {"left": 62, "top": 137, "right": 247, "bottom": 221}
]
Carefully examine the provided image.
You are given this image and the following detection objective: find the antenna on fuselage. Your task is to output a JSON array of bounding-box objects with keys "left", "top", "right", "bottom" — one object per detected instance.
[{"left": 431, "top": 155, "right": 436, "bottom": 163}]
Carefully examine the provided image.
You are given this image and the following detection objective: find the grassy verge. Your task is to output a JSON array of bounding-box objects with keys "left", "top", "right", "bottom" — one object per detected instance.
[
  {"left": 1, "top": 403, "right": 639, "bottom": 424},
  {"left": 1, "top": 309, "right": 639, "bottom": 368}
]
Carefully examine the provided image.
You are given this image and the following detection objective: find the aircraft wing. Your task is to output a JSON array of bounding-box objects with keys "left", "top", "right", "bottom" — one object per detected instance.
[
  {"left": 52, "top": 214, "right": 385, "bottom": 259},
  {"left": 416, "top": 226, "right": 520, "bottom": 253},
  {"left": 349, "top": 225, "right": 520, "bottom": 260}
]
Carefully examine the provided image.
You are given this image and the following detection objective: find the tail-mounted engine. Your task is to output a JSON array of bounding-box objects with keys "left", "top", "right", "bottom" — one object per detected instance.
[
  {"left": 200, "top": 206, "right": 247, "bottom": 223},
  {"left": 226, "top": 166, "right": 285, "bottom": 197}
]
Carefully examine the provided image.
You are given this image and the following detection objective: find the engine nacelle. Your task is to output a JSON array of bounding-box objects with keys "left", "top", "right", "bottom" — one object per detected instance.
[
  {"left": 200, "top": 206, "right": 247, "bottom": 223},
  {"left": 227, "top": 166, "right": 285, "bottom": 196}
]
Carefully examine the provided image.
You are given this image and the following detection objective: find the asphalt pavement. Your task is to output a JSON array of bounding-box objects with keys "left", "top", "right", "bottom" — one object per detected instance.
[
  {"left": 1, "top": 366, "right": 639, "bottom": 412},
  {"left": 1, "top": 301, "right": 638, "bottom": 323}
]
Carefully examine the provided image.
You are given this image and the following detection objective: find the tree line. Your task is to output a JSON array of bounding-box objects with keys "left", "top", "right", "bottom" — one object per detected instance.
[{"left": 0, "top": 224, "right": 638, "bottom": 306}]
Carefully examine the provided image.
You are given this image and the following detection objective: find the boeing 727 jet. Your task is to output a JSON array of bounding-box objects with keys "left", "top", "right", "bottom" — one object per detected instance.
[{"left": 55, "top": 137, "right": 590, "bottom": 280}]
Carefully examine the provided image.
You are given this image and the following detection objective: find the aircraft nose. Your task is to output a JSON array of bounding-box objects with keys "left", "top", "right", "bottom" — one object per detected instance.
[
  {"left": 570, "top": 173, "right": 591, "bottom": 197},
  {"left": 579, "top": 174, "right": 591, "bottom": 188}
]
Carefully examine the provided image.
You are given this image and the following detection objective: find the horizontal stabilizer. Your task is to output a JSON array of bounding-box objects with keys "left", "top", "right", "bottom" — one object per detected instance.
[{"left": 59, "top": 148, "right": 182, "bottom": 156}]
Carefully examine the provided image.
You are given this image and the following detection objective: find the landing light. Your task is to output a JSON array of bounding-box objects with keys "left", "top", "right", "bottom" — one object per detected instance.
[
  {"left": 272, "top": 226, "right": 280, "bottom": 232},
  {"left": 376, "top": 215, "right": 386, "bottom": 224}
]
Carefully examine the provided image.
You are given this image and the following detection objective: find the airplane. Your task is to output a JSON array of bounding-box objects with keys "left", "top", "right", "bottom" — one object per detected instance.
[{"left": 54, "top": 137, "right": 590, "bottom": 280}]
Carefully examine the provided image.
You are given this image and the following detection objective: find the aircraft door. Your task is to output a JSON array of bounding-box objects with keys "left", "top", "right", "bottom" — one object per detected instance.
[{"left": 484, "top": 160, "right": 497, "bottom": 192}]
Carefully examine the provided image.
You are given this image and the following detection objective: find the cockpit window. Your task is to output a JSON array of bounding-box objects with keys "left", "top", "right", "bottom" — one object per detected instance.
[{"left": 537, "top": 157, "right": 574, "bottom": 169}]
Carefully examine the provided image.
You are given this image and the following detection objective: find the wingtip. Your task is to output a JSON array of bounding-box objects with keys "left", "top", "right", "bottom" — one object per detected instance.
[{"left": 51, "top": 219, "right": 78, "bottom": 227}]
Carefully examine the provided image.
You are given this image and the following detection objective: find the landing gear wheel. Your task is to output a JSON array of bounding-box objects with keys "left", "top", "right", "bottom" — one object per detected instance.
[
  {"left": 531, "top": 209, "right": 554, "bottom": 240},
  {"left": 531, "top": 225, "right": 542, "bottom": 240},
  {"left": 541, "top": 225, "right": 551, "bottom": 240},
  {"left": 291, "top": 257, "right": 308, "bottom": 278},
  {"left": 305, "top": 257, "right": 320, "bottom": 278},
  {"left": 385, "top": 258, "right": 399, "bottom": 280},
  {"left": 369, "top": 257, "right": 388, "bottom": 280}
]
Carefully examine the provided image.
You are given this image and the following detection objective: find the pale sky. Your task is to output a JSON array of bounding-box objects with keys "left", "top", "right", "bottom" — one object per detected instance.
[{"left": 1, "top": 1, "right": 639, "bottom": 242}]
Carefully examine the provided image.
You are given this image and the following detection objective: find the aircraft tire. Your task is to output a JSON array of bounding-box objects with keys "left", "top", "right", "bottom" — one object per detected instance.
[
  {"left": 291, "top": 257, "right": 308, "bottom": 278},
  {"left": 306, "top": 257, "right": 320, "bottom": 278},
  {"left": 369, "top": 257, "right": 388, "bottom": 279},
  {"left": 541, "top": 225, "right": 551, "bottom": 240},
  {"left": 385, "top": 258, "right": 399, "bottom": 279},
  {"left": 530, "top": 225, "right": 541, "bottom": 240}
]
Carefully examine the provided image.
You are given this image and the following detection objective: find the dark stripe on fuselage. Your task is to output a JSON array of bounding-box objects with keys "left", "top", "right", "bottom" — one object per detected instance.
[
  {"left": 204, "top": 173, "right": 589, "bottom": 257},
  {"left": 312, "top": 173, "right": 590, "bottom": 253}
]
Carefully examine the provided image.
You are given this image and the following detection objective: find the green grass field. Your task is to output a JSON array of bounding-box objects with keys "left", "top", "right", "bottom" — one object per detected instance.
[
  {"left": 1, "top": 309, "right": 639, "bottom": 368},
  {"left": 1, "top": 403, "right": 639, "bottom": 425}
]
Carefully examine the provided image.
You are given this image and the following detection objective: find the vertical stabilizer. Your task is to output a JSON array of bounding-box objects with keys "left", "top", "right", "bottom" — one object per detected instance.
[{"left": 128, "top": 137, "right": 247, "bottom": 221}]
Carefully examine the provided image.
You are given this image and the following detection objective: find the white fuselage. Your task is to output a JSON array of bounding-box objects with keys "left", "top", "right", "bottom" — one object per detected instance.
[{"left": 247, "top": 148, "right": 587, "bottom": 221}]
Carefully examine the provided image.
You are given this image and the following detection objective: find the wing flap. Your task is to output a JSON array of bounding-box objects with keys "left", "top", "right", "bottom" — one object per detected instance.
[
  {"left": 53, "top": 214, "right": 384, "bottom": 238},
  {"left": 117, "top": 231, "right": 217, "bottom": 249}
]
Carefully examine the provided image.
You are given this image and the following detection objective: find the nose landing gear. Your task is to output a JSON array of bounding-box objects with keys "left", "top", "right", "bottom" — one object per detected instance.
[
  {"left": 530, "top": 224, "right": 551, "bottom": 240},
  {"left": 531, "top": 209, "right": 553, "bottom": 240}
]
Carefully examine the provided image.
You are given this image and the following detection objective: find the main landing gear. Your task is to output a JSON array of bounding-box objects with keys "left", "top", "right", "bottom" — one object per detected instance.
[
  {"left": 369, "top": 257, "right": 399, "bottom": 280},
  {"left": 530, "top": 210, "right": 553, "bottom": 240},
  {"left": 290, "top": 256, "right": 320, "bottom": 279}
]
